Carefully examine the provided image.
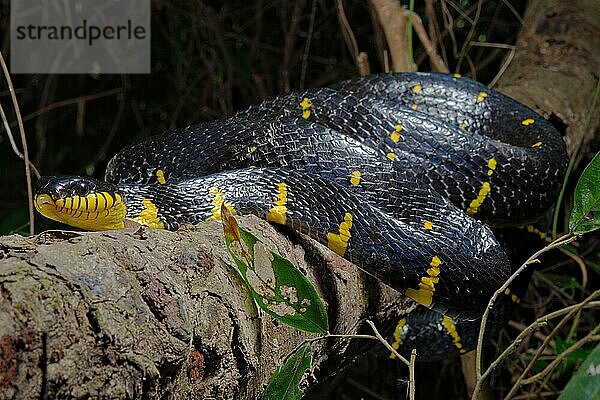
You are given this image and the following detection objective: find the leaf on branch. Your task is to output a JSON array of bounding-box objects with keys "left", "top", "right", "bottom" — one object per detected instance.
[
  {"left": 569, "top": 151, "right": 600, "bottom": 234},
  {"left": 263, "top": 344, "right": 313, "bottom": 400},
  {"left": 555, "top": 337, "right": 590, "bottom": 372},
  {"left": 221, "top": 205, "right": 329, "bottom": 333},
  {"left": 557, "top": 342, "right": 600, "bottom": 400}
]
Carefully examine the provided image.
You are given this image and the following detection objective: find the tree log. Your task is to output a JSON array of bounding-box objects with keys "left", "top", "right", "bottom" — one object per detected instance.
[{"left": 0, "top": 218, "right": 412, "bottom": 399}]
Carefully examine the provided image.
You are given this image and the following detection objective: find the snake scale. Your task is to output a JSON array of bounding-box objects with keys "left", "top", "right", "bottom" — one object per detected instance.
[{"left": 35, "top": 73, "right": 568, "bottom": 360}]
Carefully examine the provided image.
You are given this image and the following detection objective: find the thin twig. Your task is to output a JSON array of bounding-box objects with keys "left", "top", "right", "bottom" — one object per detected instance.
[
  {"left": 503, "top": 290, "right": 600, "bottom": 399},
  {"left": 474, "top": 234, "right": 577, "bottom": 384},
  {"left": 0, "top": 51, "right": 35, "bottom": 235},
  {"left": 406, "top": 10, "right": 448, "bottom": 72},
  {"left": 520, "top": 331, "right": 600, "bottom": 386},
  {"left": 407, "top": 0, "right": 415, "bottom": 70},
  {"left": 470, "top": 42, "right": 516, "bottom": 49},
  {"left": 500, "top": 0, "right": 525, "bottom": 25},
  {"left": 12, "top": 88, "right": 123, "bottom": 128},
  {"left": 0, "top": 103, "right": 41, "bottom": 178},
  {"left": 281, "top": 0, "right": 304, "bottom": 92},
  {"left": 445, "top": 0, "right": 475, "bottom": 24},
  {"left": 335, "top": 0, "right": 359, "bottom": 65},
  {"left": 409, "top": 349, "right": 417, "bottom": 400},
  {"left": 489, "top": 46, "right": 515, "bottom": 87},
  {"left": 507, "top": 321, "right": 553, "bottom": 347},
  {"left": 299, "top": 0, "right": 317, "bottom": 89},
  {"left": 471, "top": 300, "right": 600, "bottom": 400},
  {"left": 456, "top": 0, "right": 483, "bottom": 71},
  {"left": 559, "top": 247, "right": 588, "bottom": 288},
  {"left": 440, "top": 1, "right": 458, "bottom": 63},
  {"left": 366, "top": 320, "right": 410, "bottom": 366}
]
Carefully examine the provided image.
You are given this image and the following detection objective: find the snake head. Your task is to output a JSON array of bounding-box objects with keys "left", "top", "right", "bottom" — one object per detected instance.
[{"left": 34, "top": 176, "right": 127, "bottom": 230}]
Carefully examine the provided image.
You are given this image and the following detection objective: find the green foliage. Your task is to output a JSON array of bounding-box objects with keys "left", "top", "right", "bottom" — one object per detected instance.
[
  {"left": 221, "top": 206, "right": 329, "bottom": 334},
  {"left": 558, "top": 342, "right": 600, "bottom": 400},
  {"left": 555, "top": 338, "right": 591, "bottom": 373},
  {"left": 263, "top": 345, "right": 312, "bottom": 400},
  {"left": 569, "top": 152, "right": 600, "bottom": 234}
]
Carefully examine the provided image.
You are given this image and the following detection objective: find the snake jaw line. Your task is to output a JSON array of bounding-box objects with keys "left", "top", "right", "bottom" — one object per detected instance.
[
  {"left": 34, "top": 176, "right": 127, "bottom": 230},
  {"left": 35, "top": 192, "right": 127, "bottom": 230}
]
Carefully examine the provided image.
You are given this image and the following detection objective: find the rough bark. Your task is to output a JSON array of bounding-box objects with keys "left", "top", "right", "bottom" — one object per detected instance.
[
  {"left": 496, "top": 0, "right": 600, "bottom": 164},
  {"left": 0, "top": 218, "right": 412, "bottom": 399}
]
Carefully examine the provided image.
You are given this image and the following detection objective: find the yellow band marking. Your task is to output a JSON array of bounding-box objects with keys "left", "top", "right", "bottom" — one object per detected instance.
[
  {"left": 389, "top": 318, "right": 407, "bottom": 359},
  {"left": 327, "top": 212, "right": 353, "bottom": 256},
  {"left": 532, "top": 141, "right": 542, "bottom": 148},
  {"left": 477, "top": 92, "right": 488, "bottom": 102},
  {"left": 73, "top": 192, "right": 112, "bottom": 212},
  {"left": 386, "top": 152, "right": 396, "bottom": 161},
  {"left": 41, "top": 191, "right": 126, "bottom": 230},
  {"left": 300, "top": 97, "right": 312, "bottom": 119},
  {"left": 487, "top": 158, "right": 497, "bottom": 176},
  {"left": 156, "top": 169, "right": 166, "bottom": 184},
  {"left": 442, "top": 315, "right": 467, "bottom": 353},
  {"left": 423, "top": 220, "right": 433, "bottom": 230},
  {"left": 412, "top": 84, "right": 422, "bottom": 93},
  {"left": 132, "top": 199, "right": 165, "bottom": 229},
  {"left": 266, "top": 182, "right": 288, "bottom": 225},
  {"left": 460, "top": 122, "right": 468, "bottom": 130},
  {"left": 522, "top": 118, "right": 535, "bottom": 126},
  {"left": 390, "top": 124, "right": 403, "bottom": 143},
  {"left": 411, "top": 104, "right": 418, "bottom": 110},
  {"left": 466, "top": 182, "right": 491, "bottom": 216},
  {"left": 525, "top": 224, "right": 548, "bottom": 240},
  {"left": 405, "top": 256, "right": 442, "bottom": 307},
  {"left": 207, "top": 187, "right": 237, "bottom": 221},
  {"left": 250, "top": 146, "right": 257, "bottom": 152},
  {"left": 350, "top": 171, "right": 361, "bottom": 186},
  {"left": 453, "top": 73, "right": 462, "bottom": 78},
  {"left": 467, "top": 158, "right": 497, "bottom": 215},
  {"left": 511, "top": 294, "right": 520, "bottom": 303}
]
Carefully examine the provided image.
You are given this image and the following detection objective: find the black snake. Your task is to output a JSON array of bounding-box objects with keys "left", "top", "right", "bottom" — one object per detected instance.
[{"left": 34, "top": 73, "right": 568, "bottom": 360}]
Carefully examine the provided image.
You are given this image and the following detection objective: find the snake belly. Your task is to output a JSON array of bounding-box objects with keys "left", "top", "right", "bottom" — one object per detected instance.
[{"left": 42, "top": 73, "right": 568, "bottom": 359}]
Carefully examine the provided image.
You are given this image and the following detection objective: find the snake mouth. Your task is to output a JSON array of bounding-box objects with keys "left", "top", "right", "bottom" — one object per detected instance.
[{"left": 34, "top": 176, "right": 127, "bottom": 231}]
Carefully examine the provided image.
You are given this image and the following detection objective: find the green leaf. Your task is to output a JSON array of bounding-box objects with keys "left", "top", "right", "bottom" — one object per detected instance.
[
  {"left": 555, "top": 338, "right": 591, "bottom": 372},
  {"left": 263, "top": 345, "right": 312, "bottom": 400},
  {"left": 558, "top": 342, "right": 600, "bottom": 400},
  {"left": 543, "top": 273, "right": 585, "bottom": 291},
  {"left": 221, "top": 205, "right": 329, "bottom": 333},
  {"left": 569, "top": 152, "right": 600, "bottom": 234}
]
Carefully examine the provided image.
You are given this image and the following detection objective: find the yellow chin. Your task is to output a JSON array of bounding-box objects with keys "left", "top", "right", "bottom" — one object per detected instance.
[{"left": 35, "top": 192, "right": 127, "bottom": 231}]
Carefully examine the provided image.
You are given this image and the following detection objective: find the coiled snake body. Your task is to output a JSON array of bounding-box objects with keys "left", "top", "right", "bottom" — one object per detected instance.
[{"left": 35, "top": 73, "right": 568, "bottom": 360}]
